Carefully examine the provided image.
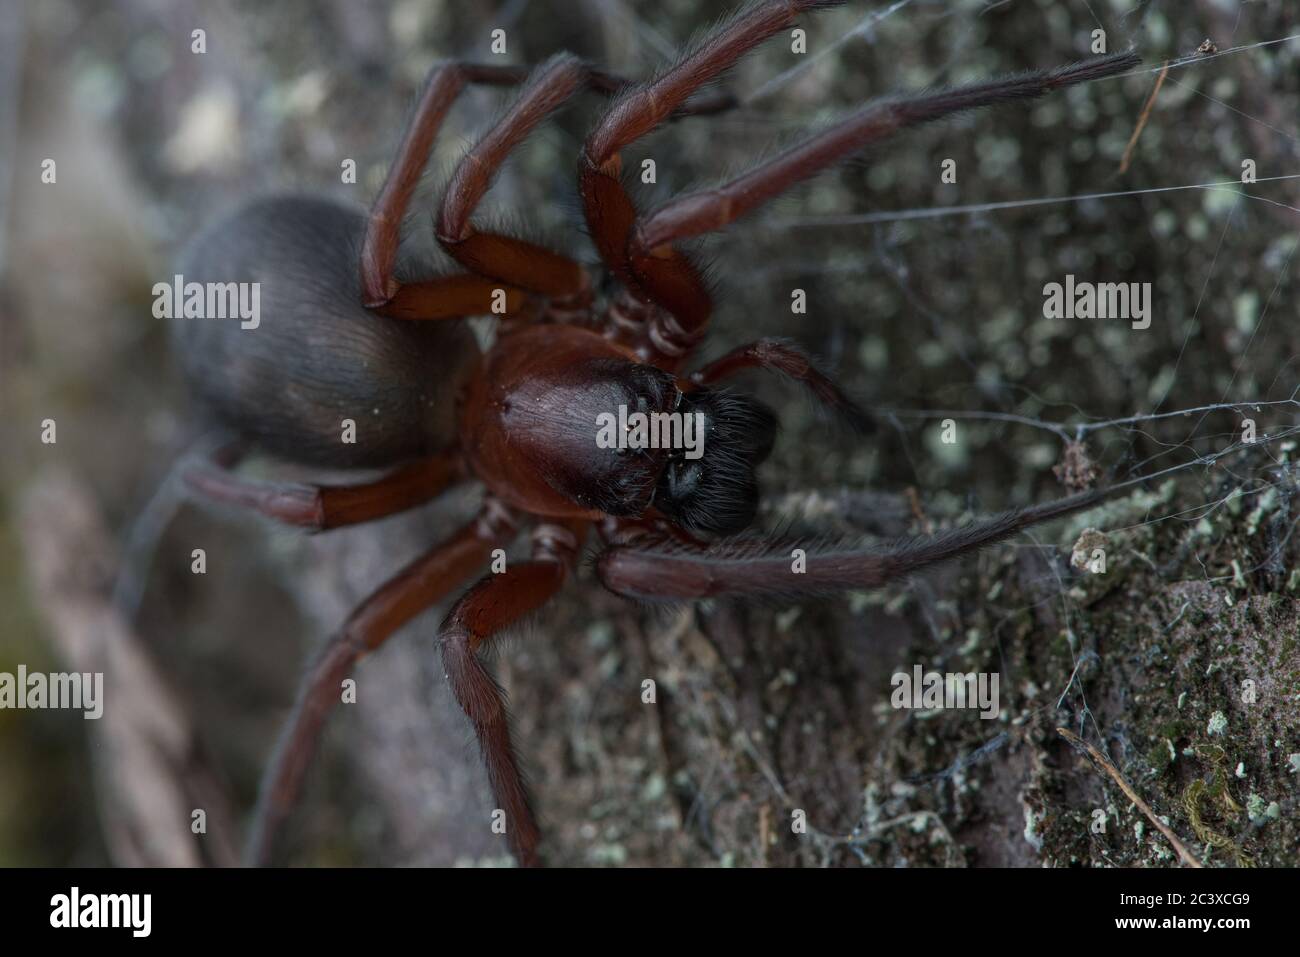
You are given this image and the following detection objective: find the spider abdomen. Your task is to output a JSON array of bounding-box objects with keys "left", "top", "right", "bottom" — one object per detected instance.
[{"left": 171, "top": 195, "right": 479, "bottom": 469}]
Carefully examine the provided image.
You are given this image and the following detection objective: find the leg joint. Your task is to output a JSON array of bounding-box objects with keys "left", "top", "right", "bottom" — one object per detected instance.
[{"left": 531, "top": 523, "right": 581, "bottom": 565}]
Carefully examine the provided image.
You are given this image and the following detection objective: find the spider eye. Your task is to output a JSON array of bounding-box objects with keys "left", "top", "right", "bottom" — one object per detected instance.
[{"left": 662, "top": 459, "right": 703, "bottom": 497}]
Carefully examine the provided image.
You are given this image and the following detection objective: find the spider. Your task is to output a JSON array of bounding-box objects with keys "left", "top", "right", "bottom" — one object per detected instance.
[{"left": 171, "top": 0, "right": 1140, "bottom": 866}]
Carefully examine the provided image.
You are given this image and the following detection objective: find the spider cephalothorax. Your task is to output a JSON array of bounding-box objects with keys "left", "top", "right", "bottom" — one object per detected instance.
[{"left": 172, "top": 0, "right": 1140, "bottom": 866}]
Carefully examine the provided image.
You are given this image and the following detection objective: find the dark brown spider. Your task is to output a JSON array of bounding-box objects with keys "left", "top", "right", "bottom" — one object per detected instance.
[{"left": 171, "top": 0, "right": 1139, "bottom": 866}]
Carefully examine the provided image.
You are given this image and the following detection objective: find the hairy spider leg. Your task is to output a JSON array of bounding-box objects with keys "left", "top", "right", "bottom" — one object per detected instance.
[
  {"left": 363, "top": 59, "right": 736, "bottom": 316},
  {"left": 582, "top": 0, "right": 1136, "bottom": 364},
  {"left": 581, "top": 1, "right": 848, "bottom": 361},
  {"left": 362, "top": 62, "right": 542, "bottom": 307},
  {"left": 371, "top": 274, "right": 533, "bottom": 321},
  {"left": 245, "top": 499, "right": 521, "bottom": 866},
  {"left": 183, "top": 443, "right": 467, "bottom": 531},
  {"left": 596, "top": 486, "right": 1125, "bottom": 600},
  {"left": 436, "top": 55, "right": 598, "bottom": 309},
  {"left": 630, "top": 52, "right": 1141, "bottom": 255},
  {"left": 437, "top": 521, "right": 586, "bottom": 866}
]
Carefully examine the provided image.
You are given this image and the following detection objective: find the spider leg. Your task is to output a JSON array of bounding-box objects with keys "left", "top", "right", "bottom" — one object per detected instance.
[
  {"left": 582, "top": 2, "right": 1134, "bottom": 361},
  {"left": 690, "top": 336, "right": 872, "bottom": 432},
  {"left": 363, "top": 62, "right": 539, "bottom": 307},
  {"left": 581, "top": 1, "right": 845, "bottom": 355},
  {"left": 245, "top": 499, "right": 520, "bottom": 866},
  {"left": 631, "top": 53, "right": 1141, "bottom": 253},
  {"left": 363, "top": 59, "right": 736, "bottom": 308},
  {"left": 183, "top": 444, "right": 465, "bottom": 531},
  {"left": 372, "top": 273, "right": 532, "bottom": 321},
  {"left": 436, "top": 56, "right": 596, "bottom": 307},
  {"left": 438, "top": 521, "right": 586, "bottom": 867},
  {"left": 597, "top": 487, "right": 1122, "bottom": 600}
]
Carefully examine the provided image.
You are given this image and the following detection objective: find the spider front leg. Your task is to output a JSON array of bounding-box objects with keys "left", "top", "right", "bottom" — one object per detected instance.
[
  {"left": 582, "top": 0, "right": 1135, "bottom": 362},
  {"left": 630, "top": 53, "right": 1140, "bottom": 254},
  {"left": 246, "top": 499, "right": 520, "bottom": 866},
  {"left": 582, "top": 1, "right": 844, "bottom": 356},
  {"left": 614, "top": 54, "right": 1140, "bottom": 358},
  {"left": 596, "top": 488, "right": 1119, "bottom": 601},
  {"left": 438, "top": 521, "right": 586, "bottom": 867}
]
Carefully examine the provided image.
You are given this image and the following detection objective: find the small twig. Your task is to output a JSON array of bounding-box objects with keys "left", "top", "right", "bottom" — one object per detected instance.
[
  {"left": 1162, "top": 599, "right": 1192, "bottom": 633},
  {"left": 1056, "top": 727, "right": 1202, "bottom": 868},
  {"left": 904, "top": 485, "right": 934, "bottom": 535},
  {"left": 1055, "top": 649, "right": 1099, "bottom": 710},
  {"left": 1120, "top": 60, "right": 1169, "bottom": 174}
]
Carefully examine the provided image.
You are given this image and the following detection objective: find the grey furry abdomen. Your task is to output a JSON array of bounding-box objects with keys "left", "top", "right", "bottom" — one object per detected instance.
[{"left": 172, "top": 195, "right": 478, "bottom": 469}]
